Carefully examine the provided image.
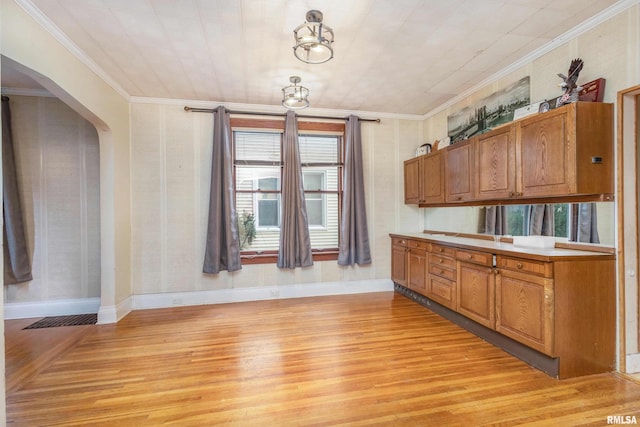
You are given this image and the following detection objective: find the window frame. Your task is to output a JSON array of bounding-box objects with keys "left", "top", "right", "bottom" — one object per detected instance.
[{"left": 231, "top": 118, "right": 345, "bottom": 264}]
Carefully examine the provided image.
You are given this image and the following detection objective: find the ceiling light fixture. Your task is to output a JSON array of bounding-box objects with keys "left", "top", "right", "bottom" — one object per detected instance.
[
  {"left": 282, "top": 76, "right": 309, "bottom": 110},
  {"left": 293, "top": 10, "right": 334, "bottom": 64}
]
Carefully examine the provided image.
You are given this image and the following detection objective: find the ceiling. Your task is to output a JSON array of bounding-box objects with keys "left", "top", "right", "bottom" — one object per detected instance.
[{"left": 1, "top": 0, "right": 624, "bottom": 115}]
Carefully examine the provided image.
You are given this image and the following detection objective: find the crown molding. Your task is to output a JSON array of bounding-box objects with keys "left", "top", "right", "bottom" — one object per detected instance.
[
  {"left": 423, "top": 0, "right": 640, "bottom": 120},
  {"left": 1, "top": 87, "right": 56, "bottom": 98},
  {"left": 130, "top": 96, "right": 425, "bottom": 122},
  {"left": 15, "top": 0, "right": 131, "bottom": 101}
]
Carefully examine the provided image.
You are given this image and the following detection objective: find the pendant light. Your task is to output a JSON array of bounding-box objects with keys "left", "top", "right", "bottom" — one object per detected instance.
[
  {"left": 293, "top": 10, "right": 334, "bottom": 64},
  {"left": 282, "top": 76, "right": 309, "bottom": 110}
]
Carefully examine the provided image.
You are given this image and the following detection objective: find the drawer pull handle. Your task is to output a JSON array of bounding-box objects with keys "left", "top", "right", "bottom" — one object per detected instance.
[
  {"left": 438, "top": 248, "right": 444, "bottom": 252},
  {"left": 439, "top": 258, "right": 444, "bottom": 263},
  {"left": 467, "top": 255, "right": 473, "bottom": 260},
  {"left": 440, "top": 269, "right": 445, "bottom": 275},
  {"left": 516, "top": 262, "right": 523, "bottom": 269}
]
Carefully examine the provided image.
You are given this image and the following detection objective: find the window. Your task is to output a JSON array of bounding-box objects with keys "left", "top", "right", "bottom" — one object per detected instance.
[
  {"left": 505, "top": 204, "right": 570, "bottom": 237},
  {"left": 231, "top": 119, "right": 344, "bottom": 262}
]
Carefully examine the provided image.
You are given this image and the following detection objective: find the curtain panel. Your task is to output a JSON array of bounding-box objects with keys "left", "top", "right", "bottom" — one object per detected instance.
[
  {"left": 338, "top": 115, "right": 371, "bottom": 266},
  {"left": 569, "top": 203, "right": 600, "bottom": 243},
  {"left": 524, "top": 204, "right": 554, "bottom": 236},
  {"left": 203, "top": 106, "right": 241, "bottom": 274},
  {"left": 484, "top": 206, "right": 508, "bottom": 235},
  {"left": 277, "top": 111, "right": 313, "bottom": 269},
  {"left": 2, "top": 96, "right": 33, "bottom": 284}
]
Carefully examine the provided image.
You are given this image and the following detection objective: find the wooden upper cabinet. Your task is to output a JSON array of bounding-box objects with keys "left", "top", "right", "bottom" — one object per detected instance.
[
  {"left": 517, "top": 102, "right": 613, "bottom": 198},
  {"left": 421, "top": 151, "right": 445, "bottom": 204},
  {"left": 475, "top": 125, "right": 516, "bottom": 200},
  {"left": 445, "top": 140, "right": 474, "bottom": 203},
  {"left": 404, "top": 157, "right": 420, "bottom": 204},
  {"left": 404, "top": 152, "right": 445, "bottom": 205}
]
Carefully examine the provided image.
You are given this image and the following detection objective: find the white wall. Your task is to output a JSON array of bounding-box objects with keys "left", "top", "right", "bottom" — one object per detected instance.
[
  {"left": 3, "top": 95, "right": 100, "bottom": 304},
  {"left": 129, "top": 101, "right": 423, "bottom": 300}
]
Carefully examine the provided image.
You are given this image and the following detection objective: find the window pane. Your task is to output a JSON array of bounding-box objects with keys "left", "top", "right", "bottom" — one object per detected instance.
[
  {"left": 258, "top": 200, "right": 280, "bottom": 227},
  {"left": 305, "top": 197, "right": 324, "bottom": 226},
  {"left": 236, "top": 166, "right": 281, "bottom": 191},
  {"left": 303, "top": 171, "right": 324, "bottom": 191},
  {"left": 258, "top": 177, "right": 278, "bottom": 192},
  {"left": 235, "top": 131, "right": 281, "bottom": 162},
  {"left": 299, "top": 135, "right": 338, "bottom": 163},
  {"left": 303, "top": 166, "right": 337, "bottom": 191},
  {"left": 308, "top": 193, "right": 338, "bottom": 248}
]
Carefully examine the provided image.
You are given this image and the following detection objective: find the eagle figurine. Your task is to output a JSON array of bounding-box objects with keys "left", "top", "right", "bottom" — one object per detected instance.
[{"left": 556, "top": 58, "right": 584, "bottom": 107}]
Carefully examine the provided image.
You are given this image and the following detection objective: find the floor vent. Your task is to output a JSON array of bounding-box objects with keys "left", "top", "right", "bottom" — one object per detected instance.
[{"left": 24, "top": 313, "right": 97, "bottom": 329}]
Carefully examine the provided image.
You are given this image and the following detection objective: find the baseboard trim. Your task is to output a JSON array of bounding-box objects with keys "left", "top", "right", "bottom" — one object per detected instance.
[
  {"left": 626, "top": 353, "right": 640, "bottom": 373},
  {"left": 132, "top": 279, "right": 394, "bottom": 310},
  {"left": 4, "top": 297, "right": 101, "bottom": 320},
  {"left": 97, "top": 297, "right": 132, "bottom": 324}
]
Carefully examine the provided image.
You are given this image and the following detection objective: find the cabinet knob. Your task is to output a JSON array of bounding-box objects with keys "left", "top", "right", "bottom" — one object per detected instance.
[
  {"left": 516, "top": 262, "right": 523, "bottom": 269},
  {"left": 467, "top": 255, "right": 473, "bottom": 260},
  {"left": 439, "top": 258, "right": 444, "bottom": 263},
  {"left": 440, "top": 269, "right": 445, "bottom": 275},
  {"left": 438, "top": 248, "right": 444, "bottom": 252},
  {"left": 509, "top": 192, "right": 515, "bottom": 198}
]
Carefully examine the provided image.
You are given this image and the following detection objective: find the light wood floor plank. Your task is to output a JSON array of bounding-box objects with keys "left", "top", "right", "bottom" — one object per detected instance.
[{"left": 6, "top": 292, "right": 640, "bottom": 426}]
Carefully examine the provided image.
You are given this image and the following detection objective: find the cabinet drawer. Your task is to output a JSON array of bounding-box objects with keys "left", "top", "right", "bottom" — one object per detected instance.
[
  {"left": 498, "top": 256, "right": 552, "bottom": 278},
  {"left": 429, "top": 276, "right": 456, "bottom": 310},
  {"left": 392, "top": 237, "right": 408, "bottom": 247},
  {"left": 431, "top": 244, "right": 456, "bottom": 257},
  {"left": 456, "top": 249, "right": 493, "bottom": 266},
  {"left": 430, "top": 253, "right": 456, "bottom": 269},
  {"left": 429, "top": 265, "right": 456, "bottom": 281},
  {"left": 407, "top": 239, "right": 429, "bottom": 250}
]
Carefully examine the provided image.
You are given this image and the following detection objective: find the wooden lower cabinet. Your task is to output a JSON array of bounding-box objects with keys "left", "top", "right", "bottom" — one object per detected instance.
[
  {"left": 457, "top": 262, "right": 495, "bottom": 329},
  {"left": 495, "top": 268, "right": 554, "bottom": 355},
  {"left": 427, "top": 244, "right": 457, "bottom": 309},
  {"left": 391, "top": 238, "right": 408, "bottom": 286},
  {"left": 407, "top": 240, "right": 429, "bottom": 296},
  {"left": 389, "top": 234, "right": 615, "bottom": 378}
]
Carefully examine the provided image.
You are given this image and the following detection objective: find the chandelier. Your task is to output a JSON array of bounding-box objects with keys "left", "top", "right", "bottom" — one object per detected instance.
[
  {"left": 281, "top": 76, "right": 309, "bottom": 110},
  {"left": 293, "top": 10, "right": 334, "bottom": 64}
]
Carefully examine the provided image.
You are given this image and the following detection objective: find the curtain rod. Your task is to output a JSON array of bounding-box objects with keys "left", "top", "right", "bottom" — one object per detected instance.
[{"left": 183, "top": 106, "right": 380, "bottom": 123}]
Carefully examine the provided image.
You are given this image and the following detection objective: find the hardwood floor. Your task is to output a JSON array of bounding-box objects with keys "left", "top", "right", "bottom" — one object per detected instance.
[{"left": 5, "top": 292, "right": 640, "bottom": 426}]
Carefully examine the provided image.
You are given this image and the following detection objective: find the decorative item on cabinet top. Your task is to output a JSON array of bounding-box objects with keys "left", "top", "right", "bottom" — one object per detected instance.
[{"left": 415, "top": 142, "right": 432, "bottom": 157}]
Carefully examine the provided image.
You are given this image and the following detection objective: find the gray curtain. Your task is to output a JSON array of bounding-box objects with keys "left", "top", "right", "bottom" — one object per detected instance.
[
  {"left": 484, "top": 206, "right": 507, "bottom": 235},
  {"left": 277, "top": 111, "right": 313, "bottom": 269},
  {"left": 524, "top": 204, "right": 554, "bottom": 236},
  {"left": 203, "top": 106, "right": 241, "bottom": 274},
  {"left": 2, "top": 96, "right": 33, "bottom": 284},
  {"left": 338, "top": 115, "right": 371, "bottom": 266},
  {"left": 569, "top": 203, "right": 600, "bottom": 243}
]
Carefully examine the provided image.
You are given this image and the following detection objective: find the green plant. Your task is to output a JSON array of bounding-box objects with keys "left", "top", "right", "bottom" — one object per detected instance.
[{"left": 238, "top": 211, "right": 256, "bottom": 250}]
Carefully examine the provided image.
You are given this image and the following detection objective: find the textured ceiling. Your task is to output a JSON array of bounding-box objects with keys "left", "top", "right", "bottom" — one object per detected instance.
[{"left": 2, "top": 0, "right": 623, "bottom": 115}]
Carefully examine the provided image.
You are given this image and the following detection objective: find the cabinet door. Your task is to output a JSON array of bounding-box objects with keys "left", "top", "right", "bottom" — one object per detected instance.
[
  {"left": 445, "top": 141, "right": 474, "bottom": 202},
  {"left": 519, "top": 108, "right": 575, "bottom": 197},
  {"left": 475, "top": 126, "right": 516, "bottom": 200},
  {"left": 428, "top": 275, "right": 456, "bottom": 310},
  {"left": 408, "top": 248, "right": 428, "bottom": 296},
  {"left": 495, "top": 269, "right": 554, "bottom": 356},
  {"left": 421, "top": 151, "right": 445, "bottom": 204},
  {"left": 457, "top": 262, "right": 495, "bottom": 329},
  {"left": 391, "top": 244, "right": 407, "bottom": 286},
  {"left": 404, "top": 157, "right": 421, "bottom": 204}
]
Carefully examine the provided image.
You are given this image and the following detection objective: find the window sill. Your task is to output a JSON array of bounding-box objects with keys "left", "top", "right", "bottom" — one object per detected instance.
[{"left": 240, "top": 249, "right": 339, "bottom": 265}]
